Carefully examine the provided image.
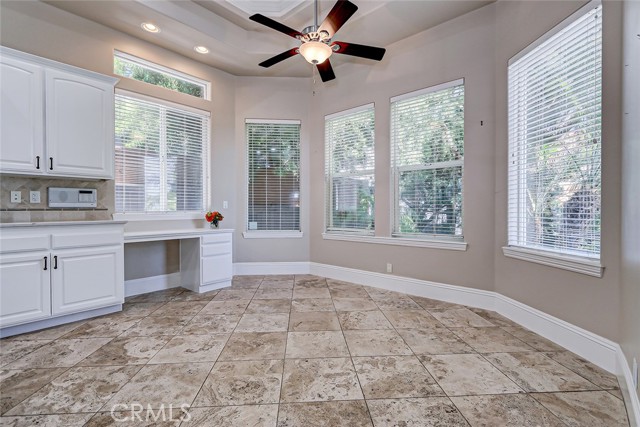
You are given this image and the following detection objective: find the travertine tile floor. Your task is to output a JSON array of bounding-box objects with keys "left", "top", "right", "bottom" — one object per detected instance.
[{"left": 0, "top": 275, "right": 630, "bottom": 426}]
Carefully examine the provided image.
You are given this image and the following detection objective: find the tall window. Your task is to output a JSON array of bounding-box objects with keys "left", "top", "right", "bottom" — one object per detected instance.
[
  {"left": 391, "top": 80, "right": 465, "bottom": 238},
  {"left": 114, "top": 51, "right": 209, "bottom": 100},
  {"left": 508, "top": 2, "right": 602, "bottom": 258},
  {"left": 246, "top": 120, "right": 301, "bottom": 232},
  {"left": 325, "top": 104, "right": 375, "bottom": 234},
  {"left": 115, "top": 91, "right": 209, "bottom": 213}
]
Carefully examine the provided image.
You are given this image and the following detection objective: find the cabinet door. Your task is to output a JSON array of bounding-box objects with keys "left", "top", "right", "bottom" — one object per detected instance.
[
  {"left": 45, "top": 69, "right": 114, "bottom": 179},
  {"left": 0, "top": 57, "right": 44, "bottom": 174},
  {"left": 201, "top": 253, "right": 233, "bottom": 285},
  {"left": 51, "top": 245, "right": 123, "bottom": 316},
  {"left": 0, "top": 252, "right": 51, "bottom": 327}
]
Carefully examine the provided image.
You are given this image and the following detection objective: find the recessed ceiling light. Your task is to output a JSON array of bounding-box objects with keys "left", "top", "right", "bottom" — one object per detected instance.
[
  {"left": 141, "top": 23, "right": 160, "bottom": 33},
  {"left": 194, "top": 46, "right": 210, "bottom": 54}
]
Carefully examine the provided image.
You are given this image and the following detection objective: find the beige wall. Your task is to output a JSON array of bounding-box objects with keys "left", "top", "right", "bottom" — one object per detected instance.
[
  {"left": 621, "top": 0, "right": 640, "bottom": 400},
  {"left": 310, "top": 4, "right": 497, "bottom": 290},
  {"left": 1, "top": 0, "right": 634, "bottom": 359},
  {"left": 493, "top": 1, "right": 622, "bottom": 341},
  {"left": 308, "top": 1, "right": 625, "bottom": 343},
  {"left": 233, "top": 76, "right": 311, "bottom": 262}
]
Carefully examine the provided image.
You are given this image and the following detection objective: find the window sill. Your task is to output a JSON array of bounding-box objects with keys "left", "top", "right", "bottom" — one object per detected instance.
[
  {"left": 242, "top": 231, "right": 304, "bottom": 239},
  {"left": 113, "top": 212, "right": 203, "bottom": 221},
  {"left": 502, "top": 246, "right": 603, "bottom": 277},
  {"left": 322, "top": 233, "right": 467, "bottom": 251}
]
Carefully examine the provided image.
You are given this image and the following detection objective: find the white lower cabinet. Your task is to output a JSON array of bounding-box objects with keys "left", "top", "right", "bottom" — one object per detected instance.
[
  {"left": 0, "top": 252, "right": 51, "bottom": 327},
  {"left": 201, "top": 233, "right": 233, "bottom": 286},
  {"left": 51, "top": 245, "right": 123, "bottom": 316},
  {"left": 0, "top": 222, "right": 125, "bottom": 329}
]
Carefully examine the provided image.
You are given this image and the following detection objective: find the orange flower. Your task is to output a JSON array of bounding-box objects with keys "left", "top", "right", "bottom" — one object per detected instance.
[{"left": 205, "top": 211, "right": 224, "bottom": 222}]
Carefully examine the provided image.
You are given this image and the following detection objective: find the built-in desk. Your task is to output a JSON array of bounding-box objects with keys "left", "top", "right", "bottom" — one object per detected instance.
[{"left": 124, "top": 228, "right": 233, "bottom": 294}]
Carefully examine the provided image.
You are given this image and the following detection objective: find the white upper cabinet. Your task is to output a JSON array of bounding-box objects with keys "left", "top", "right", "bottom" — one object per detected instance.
[
  {"left": 46, "top": 69, "right": 114, "bottom": 178},
  {"left": 0, "top": 47, "right": 117, "bottom": 179},
  {"left": 0, "top": 56, "right": 45, "bottom": 174}
]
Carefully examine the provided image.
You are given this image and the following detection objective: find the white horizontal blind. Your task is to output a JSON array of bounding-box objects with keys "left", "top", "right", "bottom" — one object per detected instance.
[
  {"left": 391, "top": 81, "right": 464, "bottom": 237},
  {"left": 325, "top": 105, "right": 375, "bottom": 234},
  {"left": 115, "top": 93, "right": 208, "bottom": 213},
  {"left": 508, "top": 2, "right": 602, "bottom": 258},
  {"left": 247, "top": 121, "right": 301, "bottom": 231}
]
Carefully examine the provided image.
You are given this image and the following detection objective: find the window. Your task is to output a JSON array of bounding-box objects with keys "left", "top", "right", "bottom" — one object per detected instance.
[
  {"left": 391, "top": 79, "right": 465, "bottom": 238},
  {"left": 246, "top": 120, "right": 301, "bottom": 232},
  {"left": 325, "top": 104, "right": 375, "bottom": 234},
  {"left": 114, "top": 51, "right": 209, "bottom": 100},
  {"left": 115, "top": 91, "right": 209, "bottom": 214},
  {"left": 508, "top": 2, "right": 602, "bottom": 259}
]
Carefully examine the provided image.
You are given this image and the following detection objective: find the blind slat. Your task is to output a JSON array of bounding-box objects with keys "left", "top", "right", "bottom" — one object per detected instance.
[
  {"left": 391, "top": 82, "right": 465, "bottom": 237},
  {"left": 325, "top": 105, "right": 375, "bottom": 233},
  {"left": 247, "top": 122, "right": 301, "bottom": 231},
  {"left": 115, "top": 94, "right": 208, "bottom": 214},
  {"left": 507, "top": 3, "right": 602, "bottom": 258}
]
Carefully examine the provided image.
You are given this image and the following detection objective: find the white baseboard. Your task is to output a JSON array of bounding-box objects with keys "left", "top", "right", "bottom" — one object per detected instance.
[
  {"left": 0, "top": 305, "right": 121, "bottom": 338},
  {"left": 229, "top": 260, "right": 637, "bottom": 421},
  {"left": 617, "top": 345, "right": 640, "bottom": 426},
  {"left": 233, "top": 262, "right": 310, "bottom": 276},
  {"left": 125, "top": 272, "right": 181, "bottom": 297},
  {"left": 309, "top": 262, "right": 617, "bottom": 373}
]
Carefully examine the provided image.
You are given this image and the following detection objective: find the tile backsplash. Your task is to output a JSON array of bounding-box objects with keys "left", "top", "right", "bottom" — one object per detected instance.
[{"left": 0, "top": 176, "right": 114, "bottom": 223}]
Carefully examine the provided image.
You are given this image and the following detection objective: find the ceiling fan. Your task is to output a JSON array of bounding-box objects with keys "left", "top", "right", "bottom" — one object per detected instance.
[{"left": 249, "top": 0, "right": 386, "bottom": 82}]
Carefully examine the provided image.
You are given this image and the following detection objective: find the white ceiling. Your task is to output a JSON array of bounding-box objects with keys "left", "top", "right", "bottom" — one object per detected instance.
[{"left": 44, "top": 0, "right": 493, "bottom": 78}]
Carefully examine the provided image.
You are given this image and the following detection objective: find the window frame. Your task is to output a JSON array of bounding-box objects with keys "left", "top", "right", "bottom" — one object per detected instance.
[
  {"left": 324, "top": 103, "right": 376, "bottom": 236},
  {"left": 112, "top": 89, "right": 211, "bottom": 221},
  {"left": 114, "top": 50, "right": 211, "bottom": 100},
  {"left": 504, "top": 0, "right": 604, "bottom": 276},
  {"left": 390, "top": 78, "right": 465, "bottom": 242},
  {"left": 243, "top": 118, "right": 303, "bottom": 239}
]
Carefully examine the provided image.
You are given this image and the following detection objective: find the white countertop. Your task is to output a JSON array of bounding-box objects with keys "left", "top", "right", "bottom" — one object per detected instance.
[
  {"left": 124, "top": 227, "right": 234, "bottom": 243},
  {"left": 0, "top": 220, "right": 127, "bottom": 228}
]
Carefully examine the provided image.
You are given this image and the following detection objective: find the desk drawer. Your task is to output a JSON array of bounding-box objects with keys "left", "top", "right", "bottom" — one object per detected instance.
[
  {"left": 202, "top": 234, "right": 231, "bottom": 245},
  {"left": 202, "top": 242, "right": 232, "bottom": 257}
]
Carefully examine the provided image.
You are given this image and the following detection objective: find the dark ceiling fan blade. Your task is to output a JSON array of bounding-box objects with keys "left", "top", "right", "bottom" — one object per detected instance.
[
  {"left": 316, "top": 59, "right": 336, "bottom": 82},
  {"left": 250, "top": 14, "right": 303, "bottom": 39},
  {"left": 332, "top": 41, "right": 386, "bottom": 61},
  {"left": 318, "top": 0, "right": 358, "bottom": 38},
  {"left": 258, "top": 48, "right": 300, "bottom": 68}
]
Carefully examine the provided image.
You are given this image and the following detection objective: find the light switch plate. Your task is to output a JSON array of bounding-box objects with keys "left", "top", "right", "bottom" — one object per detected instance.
[
  {"left": 223, "top": 201, "right": 228, "bottom": 209},
  {"left": 30, "top": 191, "right": 41, "bottom": 203},
  {"left": 10, "top": 191, "right": 21, "bottom": 203}
]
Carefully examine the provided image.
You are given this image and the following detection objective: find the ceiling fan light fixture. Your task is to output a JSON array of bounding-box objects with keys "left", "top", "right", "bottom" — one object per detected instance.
[{"left": 299, "top": 41, "right": 332, "bottom": 65}]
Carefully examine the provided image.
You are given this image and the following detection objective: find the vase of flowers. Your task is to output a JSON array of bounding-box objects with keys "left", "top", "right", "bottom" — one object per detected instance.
[{"left": 205, "top": 211, "right": 224, "bottom": 228}]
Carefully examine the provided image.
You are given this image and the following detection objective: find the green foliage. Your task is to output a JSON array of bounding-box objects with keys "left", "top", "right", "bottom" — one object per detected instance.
[
  {"left": 394, "top": 85, "right": 464, "bottom": 236},
  {"left": 247, "top": 124, "right": 300, "bottom": 180},
  {"left": 114, "top": 57, "right": 203, "bottom": 98}
]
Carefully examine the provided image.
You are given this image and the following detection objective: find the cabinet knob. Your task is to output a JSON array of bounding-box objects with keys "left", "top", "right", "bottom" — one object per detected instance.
[
  {"left": 53, "top": 255, "right": 58, "bottom": 270},
  {"left": 49, "top": 157, "right": 53, "bottom": 170},
  {"left": 43, "top": 256, "right": 48, "bottom": 271},
  {"left": 36, "top": 156, "right": 40, "bottom": 170}
]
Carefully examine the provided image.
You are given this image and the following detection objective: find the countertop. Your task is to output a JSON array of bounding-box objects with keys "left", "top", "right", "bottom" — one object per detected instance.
[{"left": 0, "top": 220, "right": 127, "bottom": 228}]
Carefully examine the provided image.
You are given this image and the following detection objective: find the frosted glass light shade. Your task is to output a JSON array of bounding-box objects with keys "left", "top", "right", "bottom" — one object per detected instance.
[{"left": 299, "top": 41, "right": 332, "bottom": 64}]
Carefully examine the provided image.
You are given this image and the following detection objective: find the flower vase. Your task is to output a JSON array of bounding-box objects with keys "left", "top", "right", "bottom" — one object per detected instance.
[{"left": 210, "top": 220, "right": 219, "bottom": 229}]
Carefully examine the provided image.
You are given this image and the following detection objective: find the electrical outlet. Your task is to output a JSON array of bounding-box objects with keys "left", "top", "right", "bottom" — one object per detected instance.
[
  {"left": 386, "top": 263, "right": 393, "bottom": 273},
  {"left": 10, "top": 191, "right": 21, "bottom": 203},
  {"left": 633, "top": 358, "right": 638, "bottom": 390},
  {"left": 30, "top": 191, "right": 41, "bottom": 203},
  {"left": 223, "top": 200, "right": 228, "bottom": 209}
]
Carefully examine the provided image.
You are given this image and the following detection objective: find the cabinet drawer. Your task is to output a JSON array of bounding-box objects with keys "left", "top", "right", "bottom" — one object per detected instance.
[
  {"left": 201, "top": 242, "right": 232, "bottom": 257},
  {"left": 201, "top": 234, "right": 232, "bottom": 245},
  {"left": 52, "top": 232, "right": 122, "bottom": 249},
  {"left": 0, "top": 235, "right": 49, "bottom": 254}
]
